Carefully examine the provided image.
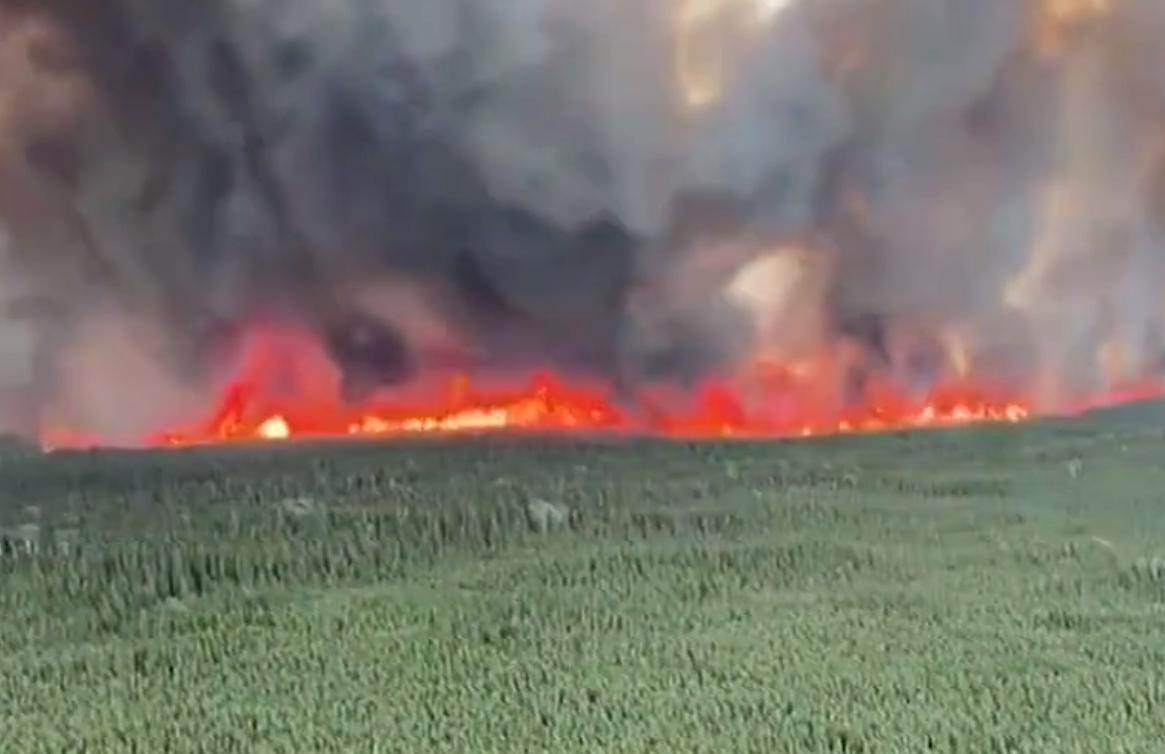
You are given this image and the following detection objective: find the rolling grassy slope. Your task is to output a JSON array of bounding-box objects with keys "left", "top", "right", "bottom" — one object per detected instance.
[{"left": 2, "top": 407, "right": 1165, "bottom": 752}]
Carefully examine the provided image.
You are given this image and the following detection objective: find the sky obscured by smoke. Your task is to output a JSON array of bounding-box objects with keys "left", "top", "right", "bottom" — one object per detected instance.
[{"left": 1, "top": 0, "right": 1165, "bottom": 442}]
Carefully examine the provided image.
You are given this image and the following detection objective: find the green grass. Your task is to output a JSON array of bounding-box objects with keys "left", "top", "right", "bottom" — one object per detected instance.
[{"left": 3, "top": 406, "right": 1165, "bottom": 752}]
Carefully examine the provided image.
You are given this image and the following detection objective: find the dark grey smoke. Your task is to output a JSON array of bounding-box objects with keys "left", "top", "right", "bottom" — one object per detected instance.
[{"left": 0, "top": 0, "right": 1164, "bottom": 440}]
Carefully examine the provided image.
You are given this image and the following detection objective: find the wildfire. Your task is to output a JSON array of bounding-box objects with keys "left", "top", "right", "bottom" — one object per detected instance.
[
  {"left": 21, "top": 0, "right": 1165, "bottom": 451},
  {"left": 37, "top": 318, "right": 1165, "bottom": 451}
]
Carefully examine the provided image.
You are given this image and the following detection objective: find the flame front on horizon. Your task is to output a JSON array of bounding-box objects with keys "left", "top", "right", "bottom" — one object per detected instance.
[{"left": 4, "top": 0, "right": 1165, "bottom": 448}]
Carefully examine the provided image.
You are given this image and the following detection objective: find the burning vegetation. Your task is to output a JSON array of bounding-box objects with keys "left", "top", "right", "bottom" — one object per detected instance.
[{"left": 2, "top": 0, "right": 1165, "bottom": 447}]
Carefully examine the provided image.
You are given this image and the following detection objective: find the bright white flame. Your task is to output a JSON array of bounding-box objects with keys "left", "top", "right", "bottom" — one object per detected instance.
[{"left": 257, "top": 415, "right": 290, "bottom": 439}]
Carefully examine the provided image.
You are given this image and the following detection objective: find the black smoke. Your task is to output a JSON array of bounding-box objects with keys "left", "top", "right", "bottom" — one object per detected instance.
[{"left": 1, "top": 0, "right": 1164, "bottom": 441}]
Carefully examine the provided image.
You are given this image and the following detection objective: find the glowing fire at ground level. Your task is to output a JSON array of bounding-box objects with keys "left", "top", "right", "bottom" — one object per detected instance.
[{"left": 38, "top": 326, "right": 1165, "bottom": 450}]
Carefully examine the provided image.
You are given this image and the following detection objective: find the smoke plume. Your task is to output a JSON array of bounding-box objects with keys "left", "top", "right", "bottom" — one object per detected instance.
[{"left": 1, "top": 0, "right": 1165, "bottom": 441}]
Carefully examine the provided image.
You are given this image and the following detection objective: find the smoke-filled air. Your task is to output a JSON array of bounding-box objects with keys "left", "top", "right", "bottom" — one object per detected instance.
[{"left": 1, "top": 0, "right": 1164, "bottom": 446}]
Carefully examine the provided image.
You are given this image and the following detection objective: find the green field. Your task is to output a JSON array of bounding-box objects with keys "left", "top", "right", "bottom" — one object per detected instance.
[{"left": 3, "top": 405, "right": 1165, "bottom": 753}]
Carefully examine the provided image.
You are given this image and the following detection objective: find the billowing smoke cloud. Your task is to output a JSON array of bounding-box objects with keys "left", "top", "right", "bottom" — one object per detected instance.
[{"left": 1, "top": 0, "right": 1165, "bottom": 441}]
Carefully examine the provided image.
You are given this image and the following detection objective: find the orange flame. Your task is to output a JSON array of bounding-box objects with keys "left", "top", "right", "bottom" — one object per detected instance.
[
  {"left": 30, "top": 0, "right": 1165, "bottom": 450},
  {"left": 39, "top": 321, "right": 1164, "bottom": 451}
]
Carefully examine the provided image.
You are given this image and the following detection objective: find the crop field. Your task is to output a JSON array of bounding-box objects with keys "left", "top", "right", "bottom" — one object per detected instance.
[{"left": 2, "top": 405, "right": 1165, "bottom": 753}]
